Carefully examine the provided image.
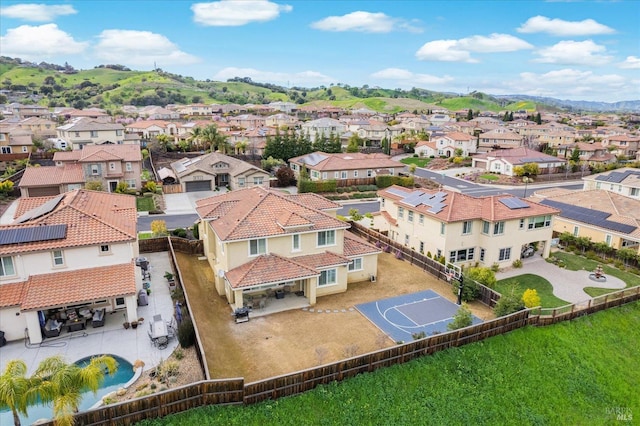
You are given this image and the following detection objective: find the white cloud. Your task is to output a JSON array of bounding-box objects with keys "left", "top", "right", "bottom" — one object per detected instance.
[
  {"left": 517, "top": 15, "right": 615, "bottom": 36},
  {"left": 370, "top": 68, "right": 453, "bottom": 85},
  {"left": 619, "top": 56, "right": 640, "bottom": 69},
  {"left": 0, "top": 24, "right": 88, "bottom": 59},
  {"left": 533, "top": 40, "right": 611, "bottom": 65},
  {"left": 191, "top": 0, "right": 292, "bottom": 26},
  {"left": 310, "top": 11, "right": 421, "bottom": 33},
  {"left": 212, "top": 67, "right": 333, "bottom": 86},
  {"left": 94, "top": 30, "right": 200, "bottom": 66},
  {"left": 0, "top": 4, "right": 76, "bottom": 22},
  {"left": 416, "top": 34, "right": 532, "bottom": 62}
]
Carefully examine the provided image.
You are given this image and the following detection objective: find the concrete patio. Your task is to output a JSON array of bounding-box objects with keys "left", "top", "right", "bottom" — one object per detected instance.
[{"left": 0, "top": 252, "right": 179, "bottom": 375}]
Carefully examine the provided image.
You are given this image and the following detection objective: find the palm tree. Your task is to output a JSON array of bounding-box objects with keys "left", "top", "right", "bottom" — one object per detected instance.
[
  {"left": 0, "top": 360, "right": 39, "bottom": 426},
  {"left": 33, "top": 355, "right": 118, "bottom": 426},
  {"left": 200, "top": 124, "right": 229, "bottom": 154},
  {"left": 187, "top": 126, "right": 203, "bottom": 151},
  {"left": 156, "top": 134, "right": 172, "bottom": 153}
]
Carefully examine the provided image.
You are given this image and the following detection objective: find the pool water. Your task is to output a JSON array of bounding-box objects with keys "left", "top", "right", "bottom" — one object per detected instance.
[{"left": 0, "top": 354, "right": 134, "bottom": 425}]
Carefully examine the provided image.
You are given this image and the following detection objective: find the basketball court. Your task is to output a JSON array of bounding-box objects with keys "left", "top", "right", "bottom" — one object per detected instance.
[{"left": 356, "top": 290, "right": 482, "bottom": 342}]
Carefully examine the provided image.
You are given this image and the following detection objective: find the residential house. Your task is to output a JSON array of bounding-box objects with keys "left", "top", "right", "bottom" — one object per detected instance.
[
  {"left": 375, "top": 185, "right": 559, "bottom": 268},
  {"left": 533, "top": 130, "right": 576, "bottom": 149},
  {"left": 0, "top": 125, "right": 32, "bottom": 172},
  {"left": 227, "top": 114, "right": 266, "bottom": 130},
  {"left": 300, "top": 118, "right": 347, "bottom": 142},
  {"left": 17, "top": 117, "right": 58, "bottom": 140},
  {"left": 415, "top": 131, "right": 477, "bottom": 157},
  {"left": 289, "top": 152, "right": 405, "bottom": 182},
  {"left": 268, "top": 101, "right": 298, "bottom": 114},
  {"left": 138, "top": 106, "right": 180, "bottom": 120},
  {"left": 9, "top": 104, "right": 52, "bottom": 120},
  {"left": 19, "top": 163, "right": 84, "bottom": 197},
  {"left": 55, "top": 108, "right": 111, "bottom": 123},
  {"left": 601, "top": 134, "right": 640, "bottom": 159},
  {"left": 170, "top": 152, "right": 270, "bottom": 192},
  {"left": 56, "top": 118, "right": 126, "bottom": 149},
  {"left": 478, "top": 129, "right": 523, "bottom": 152},
  {"left": 0, "top": 189, "right": 140, "bottom": 344},
  {"left": 471, "top": 147, "right": 567, "bottom": 176},
  {"left": 265, "top": 113, "right": 299, "bottom": 128},
  {"left": 125, "top": 120, "right": 176, "bottom": 140},
  {"left": 582, "top": 168, "right": 640, "bottom": 199},
  {"left": 50, "top": 144, "right": 143, "bottom": 192},
  {"left": 195, "top": 186, "right": 380, "bottom": 311},
  {"left": 175, "top": 104, "right": 215, "bottom": 116},
  {"left": 531, "top": 189, "right": 640, "bottom": 255},
  {"left": 556, "top": 142, "right": 616, "bottom": 166}
]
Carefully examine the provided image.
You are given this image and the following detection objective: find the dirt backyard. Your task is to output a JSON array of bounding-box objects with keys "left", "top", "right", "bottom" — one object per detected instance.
[{"left": 175, "top": 252, "right": 494, "bottom": 383}]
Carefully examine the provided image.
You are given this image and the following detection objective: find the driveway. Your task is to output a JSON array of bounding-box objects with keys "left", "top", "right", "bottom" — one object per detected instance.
[
  {"left": 162, "top": 190, "right": 222, "bottom": 214},
  {"left": 496, "top": 254, "right": 626, "bottom": 304}
]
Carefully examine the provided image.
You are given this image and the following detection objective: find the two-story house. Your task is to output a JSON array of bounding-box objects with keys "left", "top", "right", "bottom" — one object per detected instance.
[
  {"left": 478, "top": 129, "right": 523, "bottom": 152},
  {"left": 56, "top": 118, "right": 126, "bottom": 149},
  {"left": 171, "top": 152, "right": 270, "bottom": 192},
  {"left": 375, "top": 185, "right": 559, "bottom": 268},
  {"left": 415, "top": 131, "right": 477, "bottom": 157},
  {"left": 289, "top": 152, "right": 405, "bottom": 182},
  {"left": 0, "top": 125, "right": 32, "bottom": 173},
  {"left": 471, "top": 147, "right": 567, "bottom": 176},
  {"left": 299, "top": 118, "right": 346, "bottom": 142},
  {"left": 0, "top": 190, "right": 140, "bottom": 344},
  {"left": 582, "top": 168, "right": 640, "bottom": 199},
  {"left": 195, "top": 187, "right": 380, "bottom": 312}
]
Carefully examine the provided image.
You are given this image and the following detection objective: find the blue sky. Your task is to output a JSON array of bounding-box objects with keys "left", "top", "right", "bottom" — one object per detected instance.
[{"left": 1, "top": 0, "right": 638, "bottom": 102}]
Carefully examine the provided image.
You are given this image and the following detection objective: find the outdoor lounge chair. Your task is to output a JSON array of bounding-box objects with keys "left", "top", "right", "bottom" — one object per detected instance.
[
  {"left": 43, "top": 319, "right": 62, "bottom": 337},
  {"left": 92, "top": 308, "right": 105, "bottom": 327}
]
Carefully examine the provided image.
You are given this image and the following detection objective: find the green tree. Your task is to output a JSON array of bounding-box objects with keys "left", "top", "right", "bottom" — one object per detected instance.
[
  {"left": 156, "top": 134, "right": 172, "bottom": 152},
  {"left": 451, "top": 276, "right": 479, "bottom": 302},
  {"left": 466, "top": 266, "right": 497, "bottom": 288},
  {"left": 0, "top": 360, "right": 39, "bottom": 426},
  {"left": 84, "top": 181, "right": 103, "bottom": 191},
  {"left": 493, "top": 285, "right": 525, "bottom": 317},
  {"left": 570, "top": 148, "right": 581, "bottom": 162},
  {"left": 408, "top": 163, "right": 417, "bottom": 174},
  {"left": 0, "top": 180, "right": 14, "bottom": 196},
  {"left": 522, "top": 289, "right": 541, "bottom": 308},
  {"left": 114, "top": 181, "right": 128, "bottom": 194},
  {"left": 535, "top": 112, "right": 542, "bottom": 125},
  {"left": 467, "top": 109, "right": 473, "bottom": 120},
  {"left": 200, "top": 124, "right": 228, "bottom": 153},
  {"left": 348, "top": 208, "right": 363, "bottom": 221},
  {"left": 33, "top": 355, "right": 117, "bottom": 426},
  {"left": 151, "top": 219, "right": 168, "bottom": 236},
  {"left": 447, "top": 303, "right": 473, "bottom": 330}
]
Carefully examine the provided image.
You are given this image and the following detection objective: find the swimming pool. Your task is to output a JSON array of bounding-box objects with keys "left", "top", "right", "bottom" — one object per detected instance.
[{"left": 0, "top": 354, "right": 135, "bottom": 425}]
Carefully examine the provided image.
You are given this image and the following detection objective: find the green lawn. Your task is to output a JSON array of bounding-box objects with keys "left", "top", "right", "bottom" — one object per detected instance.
[
  {"left": 136, "top": 196, "right": 155, "bottom": 211},
  {"left": 495, "top": 273, "right": 569, "bottom": 308},
  {"left": 138, "top": 232, "right": 153, "bottom": 240},
  {"left": 550, "top": 252, "right": 640, "bottom": 297},
  {"left": 400, "top": 157, "right": 431, "bottom": 167},
  {"left": 138, "top": 302, "right": 640, "bottom": 426},
  {"left": 479, "top": 174, "right": 499, "bottom": 181}
]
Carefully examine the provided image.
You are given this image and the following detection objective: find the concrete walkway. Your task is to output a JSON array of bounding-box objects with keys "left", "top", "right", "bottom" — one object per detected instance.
[{"left": 496, "top": 254, "right": 626, "bottom": 304}]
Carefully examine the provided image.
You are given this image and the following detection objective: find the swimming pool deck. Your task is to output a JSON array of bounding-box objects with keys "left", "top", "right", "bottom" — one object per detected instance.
[{"left": 0, "top": 252, "right": 179, "bottom": 375}]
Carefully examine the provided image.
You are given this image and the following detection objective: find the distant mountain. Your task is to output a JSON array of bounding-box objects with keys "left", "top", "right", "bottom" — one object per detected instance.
[{"left": 494, "top": 95, "right": 640, "bottom": 113}]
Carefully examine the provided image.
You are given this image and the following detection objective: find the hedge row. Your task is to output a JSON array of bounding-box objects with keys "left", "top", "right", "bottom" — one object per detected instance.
[
  {"left": 298, "top": 179, "right": 338, "bottom": 193},
  {"left": 375, "top": 175, "right": 414, "bottom": 188}
]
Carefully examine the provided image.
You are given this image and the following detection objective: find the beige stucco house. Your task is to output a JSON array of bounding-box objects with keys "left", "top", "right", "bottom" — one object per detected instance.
[
  {"left": 0, "top": 190, "right": 140, "bottom": 344},
  {"left": 375, "top": 185, "right": 559, "bottom": 268},
  {"left": 56, "top": 118, "right": 126, "bottom": 149},
  {"left": 289, "top": 152, "right": 405, "bottom": 182},
  {"left": 582, "top": 168, "right": 640, "bottom": 199},
  {"left": 195, "top": 187, "right": 380, "bottom": 312}
]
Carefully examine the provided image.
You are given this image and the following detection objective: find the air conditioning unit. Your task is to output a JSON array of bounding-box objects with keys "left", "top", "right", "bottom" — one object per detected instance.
[{"left": 370, "top": 274, "right": 377, "bottom": 282}]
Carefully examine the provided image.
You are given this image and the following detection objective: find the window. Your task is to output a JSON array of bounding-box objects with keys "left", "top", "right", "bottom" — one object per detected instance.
[
  {"left": 381, "top": 198, "right": 385, "bottom": 208},
  {"left": 462, "top": 221, "right": 472, "bottom": 235},
  {"left": 90, "top": 131, "right": 98, "bottom": 138},
  {"left": 91, "top": 164, "right": 99, "bottom": 175},
  {"left": 519, "top": 219, "right": 525, "bottom": 229},
  {"left": 318, "top": 269, "right": 337, "bottom": 286},
  {"left": 291, "top": 164, "right": 298, "bottom": 171},
  {"left": 348, "top": 258, "right": 363, "bottom": 271},
  {"left": 22, "top": 146, "right": 28, "bottom": 153},
  {"left": 238, "top": 177, "right": 245, "bottom": 187},
  {"left": 436, "top": 249, "right": 442, "bottom": 259},
  {"left": 334, "top": 172, "right": 340, "bottom": 179},
  {"left": 528, "top": 215, "right": 552, "bottom": 229},
  {"left": 353, "top": 170, "right": 358, "bottom": 178},
  {"left": 311, "top": 171, "right": 319, "bottom": 179},
  {"left": 407, "top": 211, "right": 414, "bottom": 223},
  {"left": 479, "top": 248, "right": 485, "bottom": 262},
  {"left": 341, "top": 171, "right": 347, "bottom": 179},
  {"left": 405, "top": 234, "right": 410, "bottom": 245},
  {"left": 398, "top": 207, "right": 404, "bottom": 219},
  {"left": 419, "top": 214, "right": 424, "bottom": 225},
  {"left": 100, "top": 244, "right": 110, "bottom": 254},
  {"left": 126, "top": 179, "right": 136, "bottom": 189},
  {"left": 125, "top": 162, "right": 132, "bottom": 171},
  {"left": 367, "top": 169, "right": 373, "bottom": 177},
  {"left": 1, "top": 147, "right": 11, "bottom": 154},
  {"left": 596, "top": 182, "right": 602, "bottom": 189},
  {"left": 51, "top": 250, "right": 64, "bottom": 266},
  {"left": 449, "top": 248, "right": 475, "bottom": 263},
  {"left": 482, "top": 221, "right": 490, "bottom": 234},
  {"left": 74, "top": 132, "right": 80, "bottom": 137},
  {"left": 116, "top": 130, "right": 123, "bottom": 136},
  {"left": 631, "top": 188, "right": 639, "bottom": 196},
  {"left": 605, "top": 234, "right": 612, "bottom": 246},
  {"left": 440, "top": 222, "right": 445, "bottom": 235},
  {"left": 573, "top": 226, "right": 580, "bottom": 237},
  {"left": 322, "top": 172, "right": 328, "bottom": 180},
  {"left": 249, "top": 238, "right": 266, "bottom": 256},
  {"left": 419, "top": 241, "right": 424, "bottom": 253},
  {"left": 292, "top": 234, "right": 300, "bottom": 251},
  {"left": 493, "top": 221, "right": 505, "bottom": 235},
  {"left": 498, "top": 247, "right": 511, "bottom": 261},
  {"left": 253, "top": 177, "right": 263, "bottom": 185},
  {"left": 317, "top": 230, "right": 335, "bottom": 247},
  {"left": 0, "top": 256, "right": 15, "bottom": 276}
]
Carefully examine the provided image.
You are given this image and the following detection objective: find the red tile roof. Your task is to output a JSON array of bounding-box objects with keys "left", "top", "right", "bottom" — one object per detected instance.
[
  {"left": 19, "top": 164, "right": 84, "bottom": 187},
  {"left": 343, "top": 231, "right": 381, "bottom": 257},
  {"left": 53, "top": 145, "right": 141, "bottom": 162},
  {"left": 225, "top": 254, "right": 319, "bottom": 289},
  {"left": 0, "top": 281, "right": 26, "bottom": 307},
  {"left": 290, "top": 152, "right": 404, "bottom": 171},
  {"left": 21, "top": 262, "right": 137, "bottom": 310},
  {"left": 196, "top": 187, "right": 348, "bottom": 241},
  {"left": 3, "top": 190, "right": 136, "bottom": 255},
  {"left": 293, "top": 251, "right": 351, "bottom": 269}
]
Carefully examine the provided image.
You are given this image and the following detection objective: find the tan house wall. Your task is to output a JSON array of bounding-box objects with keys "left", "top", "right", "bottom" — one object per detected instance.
[
  {"left": 0, "top": 306, "right": 26, "bottom": 341},
  {"left": 346, "top": 253, "right": 378, "bottom": 283},
  {"left": 553, "top": 217, "right": 640, "bottom": 254}
]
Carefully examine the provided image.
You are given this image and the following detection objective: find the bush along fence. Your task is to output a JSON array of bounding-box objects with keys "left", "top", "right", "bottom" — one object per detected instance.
[
  {"left": 60, "top": 241, "right": 639, "bottom": 425},
  {"left": 348, "top": 221, "right": 501, "bottom": 308}
]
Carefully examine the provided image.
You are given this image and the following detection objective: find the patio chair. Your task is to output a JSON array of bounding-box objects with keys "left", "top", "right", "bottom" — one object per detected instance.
[
  {"left": 43, "top": 319, "right": 62, "bottom": 338},
  {"left": 156, "top": 335, "right": 169, "bottom": 349},
  {"left": 91, "top": 308, "right": 105, "bottom": 328},
  {"left": 258, "top": 297, "right": 266, "bottom": 310}
]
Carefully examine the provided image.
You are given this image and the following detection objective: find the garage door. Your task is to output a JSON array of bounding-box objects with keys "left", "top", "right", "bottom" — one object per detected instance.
[
  {"left": 185, "top": 180, "right": 212, "bottom": 192},
  {"left": 28, "top": 186, "right": 60, "bottom": 197}
]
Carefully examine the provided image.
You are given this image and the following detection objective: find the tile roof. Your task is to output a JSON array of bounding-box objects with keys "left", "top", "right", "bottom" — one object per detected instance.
[
  {"left": 286, "top": 194, "right": 341, "bottom": 211},
  {"left": 225, "top": 254, "right": 319, "bottom": 289},
  {"left": 343, "top": 231, "right": 382, "bottom": 257},
  {"left": 20, "top": 262, "right": 136, "bottom": 310},
  {"left": 290, "top": 152, "right": 403, "bottom": 171},
  {"left": 379, "top": 185, "right": 559, "bottom": 223},
  {"left": 196, "top": 187, "right": 348, "bottom": 241},
  {"left": 53, "top": 145, "right": 142, "bottom": 162},
  {"left": 0, "top": 281, "right": 26, "bottom": 307},
  {"left": 3, "top": 189, "right": 136, "bottom": 255},
  {"left": 170, "top": 152, "right": 265, "bottom": 179},
  {"left": 474, "top": 147, "right": 564, "bottom": 164},
  {"left": 19, "top": 164, "right": 84, "bottom": 187},
  {"left": 292, "top": 251, "right": 351, "bottom": 269}
]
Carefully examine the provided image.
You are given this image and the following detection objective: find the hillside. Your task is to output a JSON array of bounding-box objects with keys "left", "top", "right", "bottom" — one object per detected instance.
[{"left": 1, "top": 56, "right": 631, "bottom": 114}]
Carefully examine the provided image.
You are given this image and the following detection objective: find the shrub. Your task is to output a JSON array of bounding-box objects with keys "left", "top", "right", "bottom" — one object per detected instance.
[
  {"left": 522, "top": 289, "right": 541, "bottom": 308},
  {"left": 177, "top": 318, "right": 196, "bottom": 348},
  {"left": 447, "top": 303, "right": 473, "bottom": 330},
  {"left": 297, "top": 179, "right": 337, "bottom": 193},
  {"left": 191, "top": 223, "right": 199, "bottom": 239},
  {"left": 490, "top": 263, "right": 500, "bottom": 272},
  {"left": 451, "top": 276, "right": 479, "bottom": 302},
  {"left": 411, "top": 331, "right": 426, "bottom": 340},
  {"left": 144, "top": 181, "right": 157, "bottom": 193},
  {"left": 0, "top": 180, "right": 15, "bottom": 196},
  {"left": 159, "top": 360, "right": 180, "bottom": 377},
  {"left": 493, "top": 286, "right": 525, "bottom": 317},
  {"left": 174, "top": 348, "right": 184, "bottom": 360},
  {"left": 426, "top": 251, "right": 432, "bottom": 259},
  {"left": 465, "top": 266, "right": 496, "bottom": 288},
  {"left": 512, "top": 259, "right": 523, "bottom": 268},
  {"left": 151, "top": 220, "right": 168, "bottom": 236},
  {"left": 85, "top": 180, "right": 103, "bottom": 191}
]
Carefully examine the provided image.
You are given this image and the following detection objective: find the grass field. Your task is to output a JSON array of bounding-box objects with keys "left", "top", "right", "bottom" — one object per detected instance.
[
  {"left": 401, "top": 157, "right": 431, "bottom": 167},
  {"left": 136, "top": 196, "right": 155, "bottom": 211},
  {"left": 495, "top": 273, "right": 569, "bottom": 308},
  {"left": 137, "top": 302, "right": 640, "bottom": 426},
  {"left": 550, "top": 252, "right": 640, "bottom": 297},
  {"left": 479, "top": 174, "right": 499, "bottom": 181}
]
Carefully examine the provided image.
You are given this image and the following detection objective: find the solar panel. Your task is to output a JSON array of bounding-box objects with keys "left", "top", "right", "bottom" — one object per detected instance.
[
  {"left": 302, "top": 153, "right": 328, "bottom": 166},
  {"left": 386, "top": 187, "right": 408, "bottom": 197},
  {"left": 595, "top": 170, "right": 640, "bottom": 183},
  {"left": 540, "top": 199, "right": 637, "bottom": 234},
  {"left": 15, "top": 194, "right": 65, "bottom": 223},
  {"left": 499, "top": 197, "right": 530, "bottom": 209},
  {"left": 0, "top": 224, "right": 67, "bottom": 245},
  {"left": 402, "top": 190, "right": 427, "bottom": 207}
]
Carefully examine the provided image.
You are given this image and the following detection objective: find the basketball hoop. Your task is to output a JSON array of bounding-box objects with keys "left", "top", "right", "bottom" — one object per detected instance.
[{"left": 446, "top": 272, "right": 454, "bottom": 282}]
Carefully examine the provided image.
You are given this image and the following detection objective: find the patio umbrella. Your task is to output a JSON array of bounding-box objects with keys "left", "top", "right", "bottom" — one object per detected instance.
[{"left": 175, "top": 302, "right": 183, "bottom": 325}]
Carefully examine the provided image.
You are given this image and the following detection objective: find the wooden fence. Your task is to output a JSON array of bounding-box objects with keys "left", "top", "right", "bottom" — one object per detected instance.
[
  {"left": 162, "top": 183, "right": 182, "bottom": 194},
  {"left": 348, "top": 221, "right": 502, "bottom": 307},
  {"left": 138, "top": 237, "right": 203, "bottom": 256}
]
